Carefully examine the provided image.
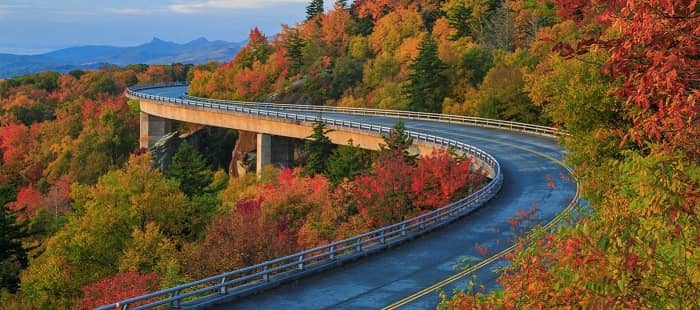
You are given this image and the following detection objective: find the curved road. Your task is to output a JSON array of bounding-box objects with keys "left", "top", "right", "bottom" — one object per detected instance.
[{"left": 140, "top": 86, "right": 577, "bottom": 309}]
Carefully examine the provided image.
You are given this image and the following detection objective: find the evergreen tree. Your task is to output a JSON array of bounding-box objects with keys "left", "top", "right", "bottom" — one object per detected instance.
[
  {"left": 285, "top": 30, "right": 306, "bottom": 76},
  {"left": 446, "top": 4, "right": 473, "bottom": 40},
  {"left": 306, "top": 0, "right": 324, "bottom": 21},
  {"left": 166, "top": 141, "right": 213, "bottom": 197},
  {"left": 404, "top": 35, "right": 448, "bottom": 113},
  {"left": 304, "top": 116, "right": 335, "bottom": 176},
  {"left": 325, "top": 140, "right": 373, "bottom": 185},
  {"left": 0, "top": 204, "right": 28, "bottom": 292},
  {"left": 380, "top": 121, "right": 418, "bottom": 164}
]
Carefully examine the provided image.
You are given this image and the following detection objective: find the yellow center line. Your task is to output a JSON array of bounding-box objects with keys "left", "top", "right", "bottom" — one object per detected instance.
[{"left": 382, "top": 131, "right": 581, "bottom": 309}]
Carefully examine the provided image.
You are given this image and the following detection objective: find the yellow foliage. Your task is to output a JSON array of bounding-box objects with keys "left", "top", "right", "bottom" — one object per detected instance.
[
  {"left": 395, "top": 34, "right": 425, "bottom": 64},
  {"left": 368, "top": 9, "right": 424, "bottom": 55}
]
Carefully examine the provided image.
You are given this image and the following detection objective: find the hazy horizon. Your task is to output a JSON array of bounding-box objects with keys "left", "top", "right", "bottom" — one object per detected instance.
[{"left": 0, "top": 0, "right": 332, "bottom": 55}]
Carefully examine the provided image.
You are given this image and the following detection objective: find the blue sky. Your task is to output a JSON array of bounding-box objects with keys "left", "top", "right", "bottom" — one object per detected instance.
[{"left": 0, "top": 0, "right": 327, "bottom": 54}]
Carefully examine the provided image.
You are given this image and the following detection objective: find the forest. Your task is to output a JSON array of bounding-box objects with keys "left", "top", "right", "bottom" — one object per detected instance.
[{"left": 1, "top": 0, "right": 698, "bottom": 308}]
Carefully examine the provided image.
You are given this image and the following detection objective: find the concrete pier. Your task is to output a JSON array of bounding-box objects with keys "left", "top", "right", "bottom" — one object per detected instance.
[{"left": 140, "top": 112, "right": 173, "bottom": 148}]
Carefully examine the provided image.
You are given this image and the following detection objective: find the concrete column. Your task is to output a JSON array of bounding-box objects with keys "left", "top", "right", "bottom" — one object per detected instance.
[
  {"left": 256, "top": 133, "right": 271, "bottom": 176},
  {"left": 140, "top": 112, "right": 173, "bottom": 149}
]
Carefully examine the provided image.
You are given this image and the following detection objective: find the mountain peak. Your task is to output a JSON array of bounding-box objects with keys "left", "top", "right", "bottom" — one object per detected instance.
[
  {"left": 189, "top": 37, "right": 209, "bottom": 45},
  {"left": 150, "top": 37, "right": 165, "bottom": 43}
]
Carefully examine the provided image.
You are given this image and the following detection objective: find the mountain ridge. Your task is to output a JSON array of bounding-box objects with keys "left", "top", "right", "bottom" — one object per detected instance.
[{"left": 0, "top": 37, "right": 244, "bottom": 78}]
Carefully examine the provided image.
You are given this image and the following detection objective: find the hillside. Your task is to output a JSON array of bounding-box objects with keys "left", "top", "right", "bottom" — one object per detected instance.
[
  {"left": 0, "top": 0, "right": 697, "bottom": 308},
  {"left": 0, "top": 37, "right": 243, "bottom": 78}
]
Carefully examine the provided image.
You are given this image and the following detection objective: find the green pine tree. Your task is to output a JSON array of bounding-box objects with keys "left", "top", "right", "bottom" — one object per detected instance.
[
  {"left": 325, "top": 140, "right": 373, "bottom": 185},
  {"left": 166, "top": 141, "right": 214, "bottom": 197},
  {"left": 285, "top": 30, "right": 306, "bottom": 76},
  {"left": 380, "top": 121, "right": 418, "bottom": 164},
  {"left": 0, "top": 204, "right": 28, "bottom": 293},
  {"left": 404, "top": 35, "right": 448, "bottom": 113},
  {"left": 446, "top": 4, "right": 473, "bottom": 40},
  {"left": 306, "top": 0, "right": 324, "bottom": 21},
  {"left": 304, "top": 116, "right": 335, "bottom": 176}
]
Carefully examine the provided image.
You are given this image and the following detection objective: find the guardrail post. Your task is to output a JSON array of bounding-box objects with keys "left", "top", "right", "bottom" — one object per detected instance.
[
  {"left": 380, "top": 231, "right": 385, "bottom": 244},
  {"left": 298, "top": 254, "right": 304, "bottom": 270},
  {"left": 420, "top": 218, "right": 425, "bottom": 229},
  {"left": 401, "top": 224, "right": 407, "bottom": 236},
  {"left": 171, "top": 290, "right": 181, "bottom": 308},
  {"left": 220, "top": 277, "right": 227, "bottom": 294},
  {"left": 329, "top": 246, "right": 335, "bottom": 260},
  {"left": 355, "top": 238, "right": 362, "bottom": 252},
  {"left": 262, "top": 265, "right": 269, "bottom": 281}
]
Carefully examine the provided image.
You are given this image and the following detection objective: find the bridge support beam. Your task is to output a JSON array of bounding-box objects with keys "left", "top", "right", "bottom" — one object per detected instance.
[
  {"left": 140, "top": 113, "right": 173, "bottom": 149},
  {"left": 256, "top": 133, "right": 272, "bottom": 176}
]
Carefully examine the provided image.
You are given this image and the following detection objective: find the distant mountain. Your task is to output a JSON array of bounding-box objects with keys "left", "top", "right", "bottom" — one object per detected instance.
[{"left": 0, "top": 37, "right": 244, "bottom": 78}]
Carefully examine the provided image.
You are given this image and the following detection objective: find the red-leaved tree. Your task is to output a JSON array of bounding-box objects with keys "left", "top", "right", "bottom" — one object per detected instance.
[
  {"left": 411, "top": 150, "right": 482, "bottom": 210},
  {"left": 79, "top": 271, "right": 159, "bottom": 310}
]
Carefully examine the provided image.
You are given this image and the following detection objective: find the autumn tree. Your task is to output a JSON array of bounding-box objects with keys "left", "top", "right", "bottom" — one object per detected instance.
[
  {"left": 6, "top": 185, "right": 41, "bottom": 220},
  {"left": 20, "top": 154, "right": 189, "bottom": 308},
  {"left": 186, "top": 198, "right": 278, "bottom": 278},
  {"left": 404, "top": 34, "right": 448, "bottom": 113},
  {"left": 233, "top": 28, "right": 272, "bottom": 69},
  {"left": 320, "top": 5, "right": 356, "bottom": 57},
  {"left": 349, "top": 149, "right": 416, "bottom": 227},
  {"left": 79, "top": 272, "right": 159, "bottom": 309},
  {"left": 411, "top": 150, "right": 482, "bottom": 210},
  {"left": 508, "top": 0, "right": 557, "bottom": 49}
]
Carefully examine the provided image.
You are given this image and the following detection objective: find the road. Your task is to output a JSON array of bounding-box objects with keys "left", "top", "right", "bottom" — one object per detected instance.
[{"left": 140, "top": 86, "right": 577, "bottom": 309}]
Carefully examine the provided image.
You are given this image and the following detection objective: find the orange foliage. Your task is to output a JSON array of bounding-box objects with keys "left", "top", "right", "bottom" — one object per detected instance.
[
  {"left": 320, "top": 8, "right": 355, "bottom": 56},
  {"left": 137, "top": 65, "right": 174, "bottom": 85},
  {"left": 234, "top": 67, "right": 268, "bottom": 100},
  {"left": 0, "top": 122, "right": 31, "bottom": 166}
]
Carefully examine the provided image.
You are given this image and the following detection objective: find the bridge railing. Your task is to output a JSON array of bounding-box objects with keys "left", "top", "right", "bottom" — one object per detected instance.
[
  {"left": 180, "top": 98, "right": 564, "bottom": 138},
  {"left": 99, "top": 84, "right": 509, "bottom": 309}
]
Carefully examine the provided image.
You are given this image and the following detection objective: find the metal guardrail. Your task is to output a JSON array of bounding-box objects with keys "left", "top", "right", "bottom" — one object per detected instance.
[
  {"left": 182, "top": 98, "right": 564, "bottom": 139},
  {"left": 99, "top": 82, "right": 556, "bottom": 309}
]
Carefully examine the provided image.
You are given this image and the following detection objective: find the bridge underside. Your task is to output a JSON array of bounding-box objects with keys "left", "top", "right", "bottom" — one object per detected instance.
[{"left": 138, "top": 99, "right": 495, "bottom": 178}]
